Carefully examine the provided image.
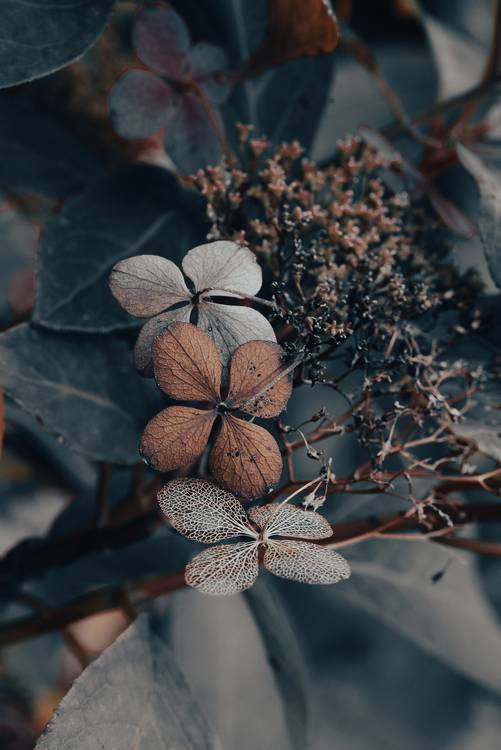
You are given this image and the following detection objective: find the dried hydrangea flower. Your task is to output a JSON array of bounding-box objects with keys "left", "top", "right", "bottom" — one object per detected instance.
[
  {"left": 141, "top": 322, "right": 293, "bottom": 498},
  {"left": 109, "top": 5, "right": 230, "bottom": 172},
  {"left": 159, "top": 478, "right": 351, "bottom": 595},
  {"left": 109, "top": 240, "right": 276, "bottom": 375}
]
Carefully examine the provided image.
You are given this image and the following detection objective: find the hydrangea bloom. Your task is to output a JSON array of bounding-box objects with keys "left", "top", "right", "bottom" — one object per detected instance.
[{"left": 159, "top": 478, "right": 351, "bottom": 595}]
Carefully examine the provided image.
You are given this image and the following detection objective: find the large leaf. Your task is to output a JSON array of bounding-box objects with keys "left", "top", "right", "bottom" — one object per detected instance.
[
  {"left": 35, "top": 613, "right": 220, "bottom": 750},
  {"left": 0, "top": 97, "right": 101, "bottom": 197},
  {"left": 0, "top": 0, "right": 115, "bottom": 89},
  {"left": 34, "top": 164, "right": 206, "bottom": 332},
  {"left": 245, "top": 578, "right": 309, "bottom": 750},
  {"left": 168, "top": 589, "right": 291, "bottom": 750},
  {"left": 339, "top": 539, "right": 501, "bottom": 696},
  {"left": 173, "top": 0, "right": 336, "bottom": 152},
  {"left": 457, "top": 145, "right": 501, "bottom": 289},
  {"left": 0, "top": 324, "right": 159, "bottom": 464}
]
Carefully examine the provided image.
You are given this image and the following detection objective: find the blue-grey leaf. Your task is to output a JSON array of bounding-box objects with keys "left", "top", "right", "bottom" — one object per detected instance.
[
  {"left": 35, "top": 613, "right": 220, "bottom": 750},
  {"left": 0, "top": 324, "right": 160, "bottom": 464},
  {"left": 34, "top": 164, "right": 206, "bottom": 332},
  {"left": 0, "top": 0, "right": 115, "bottom": 89}
]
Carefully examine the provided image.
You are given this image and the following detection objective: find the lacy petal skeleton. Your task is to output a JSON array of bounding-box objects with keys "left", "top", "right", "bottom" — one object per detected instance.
[{"left": 159, "top": 478, "right": 351, "bottom": 595}]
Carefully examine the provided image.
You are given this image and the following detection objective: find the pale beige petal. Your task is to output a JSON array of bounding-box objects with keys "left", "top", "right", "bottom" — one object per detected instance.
[
  {"left": 226, "top": 340, "right": 292, "bottom": 418},
  {"left": 248, "top": 503, "right": 333, "bottom": 540},
  {"left": 134, "top": 305, "right": 192, "bottom": 376},
  {"left": 264, "top": 540, "right": 351, "bottom": 585},
  {"left": 182, "top": 241, "right": 262, "bottom": 297},
  {"left": 209, "top": 415, "right": 282, "bottom": 499},
  {"left": 152, "top": 322, "right": 222, "bottom": 402},
  {"left": 158, "top": 478, "right": 254, "bottom": 543},
  {"left": 198, "top": 301, "right": 276, "bottom": 365},
  {"left": 110, "top": 255, "right": 190, "bottom": 317},
  {"left": 185, "top": 542, "right": 259, "bottom": 595},
  {"left": 140, "top": 405, "right": 215, "bottom": 472}
]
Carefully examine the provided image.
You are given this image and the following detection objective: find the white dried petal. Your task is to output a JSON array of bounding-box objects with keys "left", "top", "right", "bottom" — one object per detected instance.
[
  {"left": 185, "top": 542, "right": 259, "bottom": 595},
  {"left": 158, "top": 478, "right": 254, "bottom": 544},
  {"left": 110, "top": 254, "right": 191, "bottom": 317},
  {"left": 198, "top": 301, "right": 276, "bottom": 364},
  {"left": 248, "top": 503, "right": 333, "bottom": 540},
  {"left": 182, "top": 241, "right": 262, "bottom": 297},
  {"left": 264, "top": 540, "right": 351, "bottom": 585}
]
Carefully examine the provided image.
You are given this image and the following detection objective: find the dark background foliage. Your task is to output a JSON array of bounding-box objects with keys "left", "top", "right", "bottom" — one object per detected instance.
[{"left": 0, "top": 1, "right": 501, "bottom": 749}]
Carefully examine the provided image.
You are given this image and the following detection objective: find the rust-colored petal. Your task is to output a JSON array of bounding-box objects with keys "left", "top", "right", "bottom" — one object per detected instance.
[
  {"left": 226, "top": 340, "right": 292, "bottom": 418},
  {"left": 152, "top": 322, "right": 222, "bottom": 402},
  {"left": 134, "top": 305, "right": 192, "bottom": 377},
  {"left": 140, "top": 405, "right": 215, "bottom": 472},
  {"left": 209, "top": 414, "right": 283, "bottom": 499}
]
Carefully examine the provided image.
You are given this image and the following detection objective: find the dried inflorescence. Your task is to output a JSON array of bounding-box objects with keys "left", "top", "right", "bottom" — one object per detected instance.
[
  {"left": 191, "top": 130, "right": 481, "bottom": 374},
  {"left": 159, "top": 478, "right": 350, "bottom": 595}
]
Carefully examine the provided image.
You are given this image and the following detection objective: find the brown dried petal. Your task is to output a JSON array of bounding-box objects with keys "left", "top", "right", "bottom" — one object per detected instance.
[
  {"left": 264, "top": 540, "right": 351, "bottom": 585},
  {"left": 152, "top": 322, "right": 222, "bottom": 402},
  {"left": 209, "top": 414, "right": 283, "bottom": 498},
  {"left": 140, "top": 405, "right": 215, "bottom": 472},
  {"left": 110, "top": 255, "right": 190, "bottom": 317},
  {"left": 134, "top": 305, "right": 192, "bottom": 376},
  {"left": 248, "top": 503, "right": 333, "bottom": 540},
  {"left": 158, "top": 478, "right": 253, "bottom": 544},
  {"left": 185, "top": 542, "right": 259, "bottom": 595},
  {"left": 226, "top": 340, "right": 292, "bottom": 417}
]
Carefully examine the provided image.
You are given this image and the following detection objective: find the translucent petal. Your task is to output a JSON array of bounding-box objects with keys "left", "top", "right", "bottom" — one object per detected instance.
[
  {"left": 209, "top": 415, "right": 283, "bottom": 499},
  {"left": 226, "top": 340, "right": 292, "bottom": 418},
  {"left": 152, "top": 322, "right": 222, "bottom": 402},
  {"left": 140, "top": 405, "right": 215, "bottom": 472},
  {"left": 163, "top": 94, "right": 223, "bottom": 174},
  {"left": 109, "top": 254, "right": 190, "bottom": 317},
  {"left": 198, "top": 301, "right": 276, "bottom": 365},
  {"left": 158, "top": 478, "right": 255, "bottom": 544},
  {"left": 185, "top": 542, "right": 259, "bottom": 595},
  {"left": 264, "top": 540, "right": 351, "bottom": 585},
  {"left": 134, "top": 305, "right": 193, "bottom": 377},
  {"left": 248, "top": 503, "right": 333, "bottom": 540},
  {"left": 109, "top": 70, "right": 174, "bottom": 139},
  {"left": 133, "top": 6, "right": 190, "bottom": 79},
  {"left": 182, "top": 241, "right": 262, "bottom": 297},
  {"left": 187, "top": 42, "right": 230, "bottom": 104}
]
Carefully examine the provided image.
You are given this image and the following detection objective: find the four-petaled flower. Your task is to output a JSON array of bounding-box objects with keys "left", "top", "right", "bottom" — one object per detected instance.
[
  {"left": 109, "top": 5, "right": 230, "bottom": 172},
  {"left": 141, "top": 322, "right": 293, "bottom": 498},
  {"left": 109, "top": 240, "right": 276, "bottom": 375},
  {"left": 159, "top": 478, "right": 351, "bottom": 595}
]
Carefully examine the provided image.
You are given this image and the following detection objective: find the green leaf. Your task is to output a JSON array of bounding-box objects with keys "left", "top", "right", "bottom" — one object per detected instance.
[
  {"left": 34, "top": 164, "right": 206, "bottom": 332},
  {"left": 36, "top": 613, "right": 220, "bottom": 749},
  {"left": 0, "top": 324, "right": 159, "bottom": 464},
  {"left": 0, "top": 0, "right": 115, "bottom": 89},
  {"left": 245, "top": 577, "right": 310, "bottom": 750}
]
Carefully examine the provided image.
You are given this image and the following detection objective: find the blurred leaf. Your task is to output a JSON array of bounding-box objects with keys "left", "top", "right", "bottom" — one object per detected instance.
[
  {"left": 35, "top": 613, "right": 220, "bottom": 750},
  {"left": 451, "top": 382, "right": 501, "bottom": 461},
  {"left": 245, "top": 578, "right": 309, "bottom": 750},
  {"left": 340, "top": 539, "right": 501, "bottom": 695},
  {"left": 457, "top": 144, "right": 501, "bottom": 288},
  {"left": 0, "top": 324, "right": 160, "bottom": 464},
  {"left": 0, "top": 0, "right": 115, "bottom": 89},
  {"left": 407, "top": 2, "right": 486, "bottom": 99},
  {"left": 239, "top": 0, "right": 339, "bottom": 79},
  {"left": 168, "top": 589, "right": 291, "bottom": 750},
  {"left": 0, "top": 388, "right": 4, "bottom": 459},
  {"left": 179, "top": 0, "right": 336, "bottom": 151},
  {"left": 34, "top": 164, "right": 206, "bottom": 332},
  {"left": 0, "top": 98, "right": 101, "bottom": 197}
]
